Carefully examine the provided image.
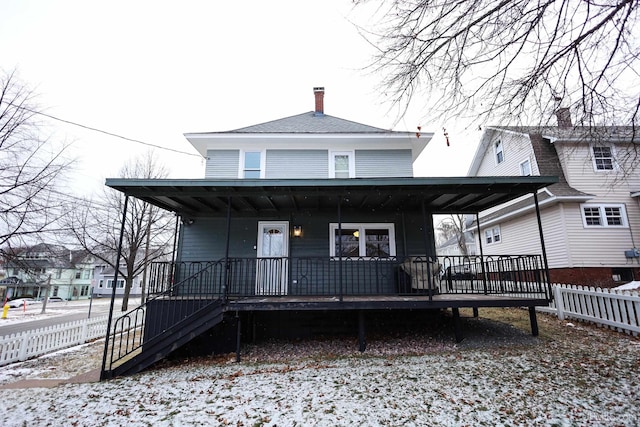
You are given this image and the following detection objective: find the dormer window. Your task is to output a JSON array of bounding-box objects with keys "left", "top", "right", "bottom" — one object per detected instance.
[
  {"left": 330, "top": 151, "right": 354, "bottom": 178},
  {"left": 494, "top": 140, "right": 504, "bottom": 164},
  {"left": 242, "top": 151, "right": 263, "bottom": 178}
]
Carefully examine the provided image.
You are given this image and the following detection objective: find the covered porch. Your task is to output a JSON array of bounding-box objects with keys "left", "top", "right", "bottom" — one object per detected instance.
[{"left": 101, "top": 176, "right": 557, "bottom": 379}]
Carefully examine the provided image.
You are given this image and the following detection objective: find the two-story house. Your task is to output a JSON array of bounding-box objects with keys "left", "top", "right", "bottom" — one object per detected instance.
[
  {"left": 100, "top": 88, "right": 556, "bottom": 379},
  {"left": 467, "top": 110, "right": 640, "bottom": 287}
]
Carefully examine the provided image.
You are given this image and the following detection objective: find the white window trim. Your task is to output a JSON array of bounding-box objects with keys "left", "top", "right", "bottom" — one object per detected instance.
[
  {"left": 580, "top": 203, "right": 628, "bottom": 228},
  {"left": 484, "top": 226, "right": 501, "bottom": 245},
  {"left": 329, "top": 223, "right": 396, "bottom": 258},
  {"left": 106, "top": 279, "right": 125, "bottom": 289},
  {"left": 329, "top": 151, "right": 355, "bottom": 178},
  {"left": 239, "top": 150, "right": 266, "bottom": 179},
  {"left": 590, "top": 144, "right": 616, "bottom": 172},
  {"left": 519, "top": 158, "right": 532, "bottom": 176},
  {"left": 494, "top": 140, "right": 504, "bottom": 165}
]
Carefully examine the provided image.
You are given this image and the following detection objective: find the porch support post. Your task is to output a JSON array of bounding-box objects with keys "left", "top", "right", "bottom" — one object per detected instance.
[
  {"left": 476, "top": 212, "right": 488, "bottom": 295},
  {"left": 452, "top": 307, "right": 463, "bottom": 342},
  {"left": 235, "top": 311, "right": 242, "bottom": 362},
  {"left": 533, "top": 192, "right": 551, "bottom": 291},
  {"left": 420, "top": 200, "right": 434, "bottom": 300},
  {"left": 358, "top": 310, "right": 366, "bottom": 352},
  {"left": 100, "top": 194, "right": 129, "bottom": 381},
  {"left": 169, "top": 214, "right": 180, "bottom": 288},
  {"left": 338, "top": 197, "right": 343, "bottom": 302},
  {"left": 472, "top": 307, "right": 479, "bottom": 318},
  {"left": 528, "top": 306, "right": 539, "bottom": 336},
  {"left": 223, "top": 196, "right": 232, "bottom": 301}
]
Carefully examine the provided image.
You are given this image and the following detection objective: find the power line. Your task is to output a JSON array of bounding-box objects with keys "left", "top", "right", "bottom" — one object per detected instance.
[{"left": 6, "top": 101, "right": 202, "bottom": 158}]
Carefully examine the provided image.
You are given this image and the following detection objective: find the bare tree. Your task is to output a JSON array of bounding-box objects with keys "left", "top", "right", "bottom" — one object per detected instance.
[
  {"left": 356, "top": 0, "right": 640, "bottom": 127},
  {"left": 436, "top": 214, "right": 468, "bottom": 256},
  {"left": 66, "top": 152, "right": 174, "bottom": 311},
  {"left": 0, "top": 69, "right": 71, "bottom": 256}
]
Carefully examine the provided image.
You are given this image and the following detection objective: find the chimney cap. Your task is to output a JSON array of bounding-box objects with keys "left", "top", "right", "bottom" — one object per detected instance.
[{"left": 313, "top": 87, "right": 324, "bottom": 92}]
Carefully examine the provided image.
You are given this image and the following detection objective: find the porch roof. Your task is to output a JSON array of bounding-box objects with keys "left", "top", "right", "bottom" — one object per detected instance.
[{"left": 105, "top": 176, "right": 558, "bottom": 217}]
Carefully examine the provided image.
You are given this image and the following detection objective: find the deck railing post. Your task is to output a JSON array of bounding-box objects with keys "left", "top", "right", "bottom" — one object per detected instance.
[
  {"left": 223, "top": 196, "right": 232, "bottom": 302},
  {"left": 338, "top": 197, "right": 343, "bottom": 302},
  {"left": 476, "top": 213, "right": 488, "bottom": 294}
]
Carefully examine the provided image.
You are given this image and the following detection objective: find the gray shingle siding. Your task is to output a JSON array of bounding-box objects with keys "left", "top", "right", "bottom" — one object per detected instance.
[
  {"left": 205, "top": 150, "right": 240, "bottom": 178},
  {"left": 355, "top": 149, "right": 413, "bottom": 178},
  {"left": 265, "top": 150, "right": 328, "bottom": 179}
]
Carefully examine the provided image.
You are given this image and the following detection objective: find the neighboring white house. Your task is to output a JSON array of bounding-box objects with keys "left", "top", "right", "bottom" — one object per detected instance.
[
  {"left": 467, "top": 111, "right": 640, "bottom": 287},
  {"left": 92, "top": 264, "right": 143, "bottom": 298}
]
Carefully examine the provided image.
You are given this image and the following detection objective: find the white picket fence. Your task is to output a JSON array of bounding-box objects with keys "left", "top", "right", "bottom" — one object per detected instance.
[
  {"left": 0, "top": 315, "right": 109, "bottom": 367},
  {"left": 538, "top": 284, "right": 640, "bottom": 336}
]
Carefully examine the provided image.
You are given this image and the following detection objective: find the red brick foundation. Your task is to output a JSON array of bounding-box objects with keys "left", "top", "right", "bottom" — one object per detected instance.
[{"left": 549, "top": 266, "right": 640, "bottom": 288}]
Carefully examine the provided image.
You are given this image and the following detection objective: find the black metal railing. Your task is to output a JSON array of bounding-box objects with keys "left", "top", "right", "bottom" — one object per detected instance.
[
  {"left": 104, "top": 260, "right": 226, "bottom": 375},
  {"left": 148, "top": 254, "right": 551, "bottom": 300}
]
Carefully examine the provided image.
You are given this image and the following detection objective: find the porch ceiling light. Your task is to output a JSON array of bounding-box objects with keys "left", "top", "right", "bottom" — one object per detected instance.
[
  {"left": 293, "top": 225, "right": 302, "bottom": 237},
  {"left": 353, "top": 230, "right": 359, "bottom": 238}
]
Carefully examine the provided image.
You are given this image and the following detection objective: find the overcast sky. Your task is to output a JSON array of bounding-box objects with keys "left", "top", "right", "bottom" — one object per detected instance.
[{"left": 2, "top": 0, "right": 481, "bottom": 195}]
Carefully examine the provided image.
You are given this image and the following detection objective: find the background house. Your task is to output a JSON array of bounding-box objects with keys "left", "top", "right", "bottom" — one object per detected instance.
[
  {"left": 467, "top": 110, "right": 640, "bottom": 287},
  {"left": 2, "top": 244, "right": 97, "bottom": 300},
  {"left": 92, "top": 263, "right": 142, "bottom": 298}
]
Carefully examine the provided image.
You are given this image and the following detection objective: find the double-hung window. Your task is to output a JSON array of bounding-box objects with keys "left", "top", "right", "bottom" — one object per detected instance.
[
  {"left": 581, "top": 204, "right": 627, "bottom": 227},
  {"left": 484, "top": 226, "right": 501, "bottom": 244},
  {"left": 329, "top": 151, "right": 354, "bottom": 178},
  {"left": 592, "top": 146, "right": 614, "bottom": 171},
  {"left": 107, "top": 279, "right": 125, "bottom": 289},
  {"left": 494, "top": 140, "right": 504, "bottom": 164},
  {"left": 519, "top": 159, "right": 532, "bottom": 176},
  {"left": 330, "top": 223, "right": 395, "bottom": 258},
  {"left": 242, "top": 151, "right": 263, "bottom": 178}
]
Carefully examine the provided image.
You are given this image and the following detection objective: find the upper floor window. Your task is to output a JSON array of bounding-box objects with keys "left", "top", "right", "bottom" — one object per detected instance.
[
  {"left": 592, "top": 146, "right": 614, "bottom": 171},
  {"left": 107, "top": 279, "right": 125, "bottom": 289},
  {"left": 494, "top": 140, "right": 504, "bottom": 164},
  {"left": 329, "top": 151, "right": 354, "bottom": 178},
  {"left": 581, "top": 204, "right": 627, "bottom": 227},
  {"left": 519, "top": 159, "right": 532, "bottom": 176},
  {"left": 484, "top": 226, "right": 501, "bottom": 244},
  {"left": 242, "top": 151, "right": 262, "bottom": 178},
  {"left": 329, "top": 223, "right": 396, "bottom": 258}
]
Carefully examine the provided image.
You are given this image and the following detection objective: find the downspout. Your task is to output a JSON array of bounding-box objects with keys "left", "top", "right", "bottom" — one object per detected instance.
[
  {"left": 534, "top": 192, "right": 552, "bottom": 297},
  {"left": 476, "top": 212, "right": 488, "bottom": 294},
  {"left": 100, "top": 194, "right": 129, "bottom": 381}
]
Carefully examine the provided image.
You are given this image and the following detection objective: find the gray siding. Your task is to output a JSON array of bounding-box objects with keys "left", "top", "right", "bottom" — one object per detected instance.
[
  {"left": 205, "top": 150, "right": 239, "bottom": 178},
  {"left": 265, "top": 150, "right": 328, "bottom": 179},
  {"left": 355, "top": 150, "right": 413, "bottom": 178}
]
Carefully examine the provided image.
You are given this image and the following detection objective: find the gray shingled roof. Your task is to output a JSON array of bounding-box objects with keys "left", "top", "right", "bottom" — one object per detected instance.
[
  {"left": 209, "top": 112, "right": 406, "bottom": 135},
  {"left": 491, "top": 126, "right": 639, "bottom": 143}
]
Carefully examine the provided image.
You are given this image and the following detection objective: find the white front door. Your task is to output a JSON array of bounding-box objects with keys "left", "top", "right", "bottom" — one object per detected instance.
[{"left": 256, "top": 221, "right": 289, "bottom": 295}]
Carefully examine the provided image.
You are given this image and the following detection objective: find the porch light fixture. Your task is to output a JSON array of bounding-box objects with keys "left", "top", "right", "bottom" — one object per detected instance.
[
  {"left": 353, "top": 230, "right": 359, "bottom": 238},
  {"left": 293, "top": 225, "right": 302, "bottom": 237}
]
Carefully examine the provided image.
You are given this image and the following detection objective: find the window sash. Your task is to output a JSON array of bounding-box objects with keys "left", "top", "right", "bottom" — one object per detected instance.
[
  {"left": 242, "top": 151, "right": 262, "bottom": 178},
  {"left": 519, "top": 159, "right": 531, "bottom": 176},
  {"left": 592, "top": 146, "right": 614, "bottom": 170},
  {"left": 330, "top": 223, "right": 395, "bottom": 257},
  {"left": 582, "top": 204, "right": 626, "bottom": 227},
  {"left": 495, "top": 140, "right": 504, "bottom": 164}
]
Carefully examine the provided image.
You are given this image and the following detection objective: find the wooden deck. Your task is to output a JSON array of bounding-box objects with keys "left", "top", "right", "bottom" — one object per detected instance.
[{"left": 225, "top": 293, "right": 551, "bottom": 312}]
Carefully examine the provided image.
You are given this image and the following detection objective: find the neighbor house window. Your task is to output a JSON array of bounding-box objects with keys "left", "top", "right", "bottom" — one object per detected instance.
[
  {"left": 581, "top": 204, "right": 627, "bottom": 227},
  {"left": 592, "top": 146, "right": 614, "bottom": 171},
  {"left": 80, "top": 286, "right": 89, "bottom": 296},
  {"left": 329, "top": 151, "right": 354, "bottom": 178},
  {"left": 484, "top": 226, "right": 501, "bottom": 244},
  {"left": 75, "top": 271, "right": 81, "bottom": 279},
  {"left": 99, "top": 280, "right": 104, "bottom": 288},
  {"left": 330, "top": 223, "right": 396, "bottom": 257},
  {"left": 519, "top": 159, "right": 532, "bottom": 176},
  {"left": 494, "top": 140, "right": 504, "bottom": 164},
  {"left": 242, "top": 151, "right": 263, "bottom": 178},
  {"left": 107, "top": 279, "right": 125, "bottom": 289},
  {"left": 53, "top": 286, "right": 59, "bottom": 296}
]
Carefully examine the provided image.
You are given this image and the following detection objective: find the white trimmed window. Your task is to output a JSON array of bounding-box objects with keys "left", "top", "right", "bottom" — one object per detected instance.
[
  {"left": 494, "top": 140, "right": 504, "bottom": 164},
  {"left": 484, "top": 226, "right": 501, "bottom": 244},
  {"left": 241, "top": 151, "right": 264, "bottom": 178},
  {"left": 519, "top": 159, "right": 532, "bottom": 176},
  {"left": 592, "top": 146, "right": 614, "bottom": 171},
  {"left": 581, "top": 204, "right": 627, "bottom": 227},
  {"left": 329, "top": 151, "right": 354, "bottom": 178},
  {"left": 330, "top": 223, "right": 396, "bottom": 257},
  {"left": 107, "top": 279, "right": 125, "bottom": 289}
]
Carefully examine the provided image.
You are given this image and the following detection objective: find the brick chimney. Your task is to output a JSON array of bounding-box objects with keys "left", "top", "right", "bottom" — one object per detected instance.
[
  {"left": 555, "top": 107, "right": 572, "bottom": 128},
  {"left": 313, "top": 87, "right": 324, "bottom": 116}
]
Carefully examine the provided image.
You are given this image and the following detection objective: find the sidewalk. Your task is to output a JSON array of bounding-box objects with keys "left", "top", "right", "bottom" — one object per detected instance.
[{"left": 0, "top": 368, "right": 101, "bottom": 389}]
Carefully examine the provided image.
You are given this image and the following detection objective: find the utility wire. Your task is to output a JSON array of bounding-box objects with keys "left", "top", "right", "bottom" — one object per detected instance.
[{"left": 6, "top": 101, "right": 203, "bottom": 158}]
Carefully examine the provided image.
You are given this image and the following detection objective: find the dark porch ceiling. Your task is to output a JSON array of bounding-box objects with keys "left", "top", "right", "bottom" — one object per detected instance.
[{"left": 105, "top": 176, "right": 558, "bottom": 218}]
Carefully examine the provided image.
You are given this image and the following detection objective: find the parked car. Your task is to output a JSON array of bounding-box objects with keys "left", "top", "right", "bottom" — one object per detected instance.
[
  {"left": 7, "top": 298, "right": 40, "bottom": 308},
  {"left": 47, "top": 296, "right": 64, "bottom": 303}
]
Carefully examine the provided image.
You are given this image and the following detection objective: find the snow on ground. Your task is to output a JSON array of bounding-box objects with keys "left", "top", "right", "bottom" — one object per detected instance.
[{"left": 0, "top": 309, "right": 639, "bottom": 426}]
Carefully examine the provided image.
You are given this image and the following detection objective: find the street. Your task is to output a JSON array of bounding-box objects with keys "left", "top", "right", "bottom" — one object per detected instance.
[{"left": 0, "top": 298, "right": 140, "bottom": 336}]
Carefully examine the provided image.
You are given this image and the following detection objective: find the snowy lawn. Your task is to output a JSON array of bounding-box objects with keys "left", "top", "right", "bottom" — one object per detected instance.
[{"left": 0, "top": 308, "right": 638, "bottom": 426}]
